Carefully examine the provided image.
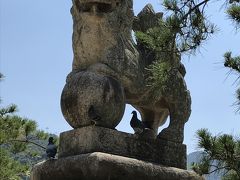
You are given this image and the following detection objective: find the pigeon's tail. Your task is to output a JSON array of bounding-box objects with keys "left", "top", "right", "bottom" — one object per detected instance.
[
  {"left": 130, "top": 112, "right": 146, "bottom": 135},
  {"left": 88, "top": 106, "right": 101, "bottom": 125}
]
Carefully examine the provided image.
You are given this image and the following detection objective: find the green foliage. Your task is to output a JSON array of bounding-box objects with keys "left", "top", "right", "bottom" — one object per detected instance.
[
  {"left": 224, "top": 52, "right": 240, "bottom": 73},
  {"left": 146, "top": 61, "right": 178, "bottom": 97},
  {"left": 135, "top": 21, "right": 173, "bottom": 53},
  {"left": 224, "top": 52, "right": 240, "bottom": 112},
  {"left": 0, "top": 105, "right": 53, "bottom": 179},
  {"left": 0, "top": 73, "right": 57, "bottom": 179},
  {"left": 0, "top": 104, "right": 17, "bottom": 117},
  {"left": 0, "top": 148, "right": 29, "bottom": 180},
  {"left": 0, "top": 111, "right": 37, "bottom": 145},
  {"left": 224, "top": 1, "right": 240, "bottom": 111},
  {"left": 35, "top": 130, "right": 49, "bottom": 140},
  {"left": 192, "top": 129, "right": 240, "bottom": 179},
  {"left": 191, "top": 155, "right": 211, "bottom": 176},
  {"left": 227, "top": 0, "right": 240, "bottom": 26},
  {"left": 135, "top": 0, "right": 240, "bottom": 111},
  {"left": 135, "top": 0, "right": 216, "bottom": 92},
  {"left": 222, "top": 170, "right": 239, "bottom": 180},
  {"left": 236, "top": 89, "right": 240, "bottom": 111},
  {"left": 163, "top": 0, "right": 215, "bottom": 52},
  {"left": 10, "top": 142, "right": 27, "bottom": 154},
  {"left": 0, "top": 115, "right": 24, "bottom": 144},
  {"left": 136, "top": 0, "right": 215, "bottom": 54},
  {"left": 23, "top": 120, "right": 37, "bottom": 137}
]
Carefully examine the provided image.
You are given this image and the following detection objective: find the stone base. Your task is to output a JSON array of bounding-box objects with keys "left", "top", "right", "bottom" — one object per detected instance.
[
  {"left": 31, "top": 152, "right": 203, "bottom": 180},
  {"left": 59, "top": 126, "right": 186, "bottom": 169}
]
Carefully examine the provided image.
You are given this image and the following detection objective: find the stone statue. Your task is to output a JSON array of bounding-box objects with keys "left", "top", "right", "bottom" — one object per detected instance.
[
  {"left": 61, "top": 0, "right": 191, "bottom": 143},
  {"left": 31, "top": 2, "right": 204, "bottom": 179}
]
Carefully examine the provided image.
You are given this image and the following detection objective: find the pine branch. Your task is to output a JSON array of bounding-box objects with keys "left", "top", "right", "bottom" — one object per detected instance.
[
  {"left": 207, "top": 166, "right": 230, "bottom": 175},
  {"left": 10, "top": 139, "right": 46, "bottom": 150},
  {"left": 181, "top": 0, "right": 210, "bottom": 21}
]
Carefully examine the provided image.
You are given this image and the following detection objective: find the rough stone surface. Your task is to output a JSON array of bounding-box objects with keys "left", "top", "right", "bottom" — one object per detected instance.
[
  {"left": 31, "top": 152, "right": 204, "bottom": 180},
  {"left": 60, "top": 0, "right": 140, "bottom": 130},
  {"left": 58, "top": 127, "right": 187, "bottom": 169},
  {"left": 61, "top": 71, "right": 125, "bottom": 128},
  {"left": 60, "top": 0, "right": 192, "bottom": 144}
]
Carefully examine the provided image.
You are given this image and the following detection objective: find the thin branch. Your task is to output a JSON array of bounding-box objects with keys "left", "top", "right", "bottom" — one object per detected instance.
[
  {"left": 207, "top": 166, "right": 230, "bottom": 174},
  {"left": 10, "top": 139, "right": 46, "bottom": 150},
  {"left": 181, "top": 0, "right": 211, "bottom": 21}
]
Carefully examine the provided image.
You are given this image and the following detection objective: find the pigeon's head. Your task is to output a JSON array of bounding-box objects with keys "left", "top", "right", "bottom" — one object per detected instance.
[
  {"left": 131, "top": 110, "right": 137, "bottom": 116},
  {"left": 48, "top": 137, "right": 54, "bottom": 144}
]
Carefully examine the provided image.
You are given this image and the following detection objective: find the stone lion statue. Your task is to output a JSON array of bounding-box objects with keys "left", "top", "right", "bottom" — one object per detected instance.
[{"left": 61, "top": 0, "right": 191, "bottom": 143}]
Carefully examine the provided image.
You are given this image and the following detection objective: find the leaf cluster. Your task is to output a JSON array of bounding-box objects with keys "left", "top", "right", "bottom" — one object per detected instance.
[
  {"left": 134, "top": 0, "right": 215, "bottom": 91},
  {"left": 0, "top": 148, "right": 29, "bottom": 180},
  {"left": 227, "top": 0, "right": 240, "bottom": 27},
  {"left": 163, "top": 0, "right": 215, "bottom": 53},
  {"left": 224, "top": 52, "right": 240, "bottom": 112},
  {"left": 0, "top": 110, "right": 38, "bottom": 146},
  {"left": 135, "top": 0, "right": 215, "bottom": 55},
  {"left": 224, "top": 52, "right": 240, "bottom": 74},
  {"left": 135, "top": 20, "right": 173, "bottom": 53},
  {"left": 192, "top": 129, "right": 240, "bottom": 179},
  {"left": 0, "top": 74, "right": 53, "bottom": 179}
]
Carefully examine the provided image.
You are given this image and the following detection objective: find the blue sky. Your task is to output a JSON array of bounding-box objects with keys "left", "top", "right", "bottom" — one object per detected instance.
[{"left": 0, "top": 0, "right": 239, "bottom": 154}]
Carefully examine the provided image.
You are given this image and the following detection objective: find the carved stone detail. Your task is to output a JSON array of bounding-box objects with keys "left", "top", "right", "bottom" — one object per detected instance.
[{"left": 61, "top": 1, "right": 191, "bottom": 143}]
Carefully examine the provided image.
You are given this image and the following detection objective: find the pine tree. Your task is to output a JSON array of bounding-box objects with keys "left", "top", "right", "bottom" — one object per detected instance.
[
  {"left": 0, "top": 74, "right": 52, "bottom": 179},
  {"left": 135, "top": 0, "right": 240, "bottom": 111},
  {"left": 192, "top": 129, "right": 240, "bottom": 179},
  {"left": 134, "top": 1, "right": 240, "bottom": 178}
]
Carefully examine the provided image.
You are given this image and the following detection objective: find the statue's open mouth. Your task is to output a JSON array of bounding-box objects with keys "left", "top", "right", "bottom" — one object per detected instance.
[{"left": 77, "top": 0, "right": 120, "bottom": 14}]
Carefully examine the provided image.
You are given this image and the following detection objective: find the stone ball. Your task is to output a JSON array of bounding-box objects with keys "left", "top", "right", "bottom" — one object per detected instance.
[{"left": 61, "top": 71, "right": 125, "bottom": 129}]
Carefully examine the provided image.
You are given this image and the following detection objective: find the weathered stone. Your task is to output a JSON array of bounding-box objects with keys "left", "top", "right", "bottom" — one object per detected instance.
[
  {"left": 61, "top": 0, "right": 142, "bottom": 129},
  {"left": 58, "top": 127, "right": 187, "bottom": 169},
  {"left": 61, "top": 71, "right": 125, "bottom": 128},
  {"left": 60, "top": 0, "right": 192, "bottom": 144},
  {"left": 31, "top": 152, "right": 204, "bottom": 180},
  {"left": 32, "top": 1, "right": 197, "bottom": 179}
]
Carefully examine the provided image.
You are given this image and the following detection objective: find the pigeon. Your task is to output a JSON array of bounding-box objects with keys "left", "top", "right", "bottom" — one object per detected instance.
[
  {"left": 88, "top": 105, "right": 101, "bottom": 125},
  {"left": 46, "top": 137, "right": 57, "bottom": 159},
  {"left": 130, "top": 110, "right": 145, "bottom": 134}
]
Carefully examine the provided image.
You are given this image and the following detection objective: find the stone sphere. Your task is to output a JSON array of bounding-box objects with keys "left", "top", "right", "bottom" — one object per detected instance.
[{"left": 61, "top": 71, "right": 125, "bottom": 129}]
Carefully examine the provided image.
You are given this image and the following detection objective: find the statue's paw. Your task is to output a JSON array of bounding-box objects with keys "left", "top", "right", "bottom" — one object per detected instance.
[{"left": 157, "top": 128, "right": 183, "bottom": 143}]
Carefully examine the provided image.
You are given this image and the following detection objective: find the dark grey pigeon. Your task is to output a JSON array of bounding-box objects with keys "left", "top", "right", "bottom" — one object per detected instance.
[
  {"left": 130, "top": 110, "right": 145, "bottom": 134},
  {"left": 46, "top": 137, "right": 57, "bottom": 159}
]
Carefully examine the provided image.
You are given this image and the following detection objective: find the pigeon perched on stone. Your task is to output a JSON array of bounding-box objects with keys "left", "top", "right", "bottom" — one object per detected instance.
[
  {"left": 88, "top": 105, "right": 101, "bottom": 125},
  {"left": 130, "top": 110, "right": 145, "bottom": 134},
  {"left": 46, "top": 137, "right": 57, "bottom": 159}
]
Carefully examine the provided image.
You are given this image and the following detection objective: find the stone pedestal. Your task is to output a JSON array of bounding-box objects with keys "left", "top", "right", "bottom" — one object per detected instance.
[
  {"left": 59, "top": 126, "right": 186, "bottom": 169},
  {"left": 31, "top": 127, "right": 202, "bottom": 180},
  {"left": 31, "top": 152, "right": 203, "bottom": 180}
]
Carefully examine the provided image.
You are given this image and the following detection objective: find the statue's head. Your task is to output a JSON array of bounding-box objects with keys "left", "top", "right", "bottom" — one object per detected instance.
[
  {"left": 73, "top": 0, "right": 132, "bottom": 13},
  {"left": 72, "top": 0, "right": 132, "bottom": 14},
  {"left": 71, "top": 0, "right": 135, "bottom": 71},
  {"left": 131, "top": 110, "right": 137, "bottom": 116},
  {"left": 71, "top": 0, "right": 133, "bottom": 31}
]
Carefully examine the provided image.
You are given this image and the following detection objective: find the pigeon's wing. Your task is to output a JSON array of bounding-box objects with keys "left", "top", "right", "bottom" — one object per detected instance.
[
  {"left": 130, "top": 117, "right": 135, "bottom": 128},
  {"left": 135, "top": 119, "right": 145, "bottom": 129},
  {"left": 46, "top": 144, "right": 57, "bottom": 157}
]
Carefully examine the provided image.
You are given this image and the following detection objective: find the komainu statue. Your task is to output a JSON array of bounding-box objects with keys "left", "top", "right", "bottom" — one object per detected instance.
[{"left": 61, "top": 0, "right": 191, "bottom": 143}]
